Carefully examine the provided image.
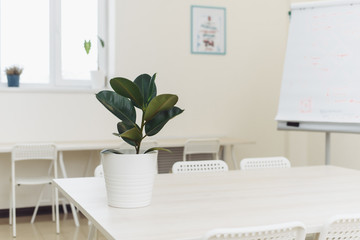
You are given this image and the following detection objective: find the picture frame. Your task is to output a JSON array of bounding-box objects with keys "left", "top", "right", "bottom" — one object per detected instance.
[{"left": 191, "top": 5, "right": 226, "bottom": 55}]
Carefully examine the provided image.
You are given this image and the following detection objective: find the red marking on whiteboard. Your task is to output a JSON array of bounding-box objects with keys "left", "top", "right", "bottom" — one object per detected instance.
[
  {"left": 312, "top": 62, "right": 320, "bottom": 66},
  {"left": 321, "top": 68, "right": 329, "bottom": 72},
  {"left": 338, "top": 54, "right": 348, "bottom": 58},
  {"left": 312, "top": 57, "right": 320, "bottom": 60},
  {"left": 300, "top": 98, "right": 312, "bottom": 113}
]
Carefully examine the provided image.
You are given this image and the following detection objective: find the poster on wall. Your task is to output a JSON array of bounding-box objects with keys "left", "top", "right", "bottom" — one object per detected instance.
[{"left": 191, "top": 5, "right": 226, "bottom": 55}]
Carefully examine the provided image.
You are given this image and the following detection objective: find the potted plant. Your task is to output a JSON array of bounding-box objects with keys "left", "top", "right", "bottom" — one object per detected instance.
[
  {"left": 84, "top": 36, "right": 105, "bottom": 89},
  {"left": 5, "top": 65, "right": 23, "bottom": 87},
  {"left": 96, "top": 73, "right": 183, "bottom": 208}
]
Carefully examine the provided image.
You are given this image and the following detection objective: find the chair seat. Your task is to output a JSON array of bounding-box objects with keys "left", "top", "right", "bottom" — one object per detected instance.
[{"left": 15, "top": 176, "right": 52, "bottom": 185}]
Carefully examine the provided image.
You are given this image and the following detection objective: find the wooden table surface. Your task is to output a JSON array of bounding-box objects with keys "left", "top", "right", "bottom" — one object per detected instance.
[{"left": 54, "top": 165, "right": 360, "bottom": 240}]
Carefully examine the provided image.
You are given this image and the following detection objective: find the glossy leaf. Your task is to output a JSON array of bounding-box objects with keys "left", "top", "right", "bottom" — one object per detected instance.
[
  {"left": 134, "top": 73, "right": 157, "bottom": 107},
  {"left": 148, "top": 73, "right": 157, "bottom": 103},
  {"left": 145, "top": 107, "right": 184, "bottom": 136},
  {"left": 121, "top": 127, "right": 142, "bottom": 144},
  {"left": 110, "top": 77, "right": 144, "bottom": 109},
  {"left": 101, "top": 149, "right": 123, "bottom": 154},
  {"left": 117, "top": 122, "right": 137, "bottom": 146},
  {"left": 144, "top": 147, "right": 172, "bottom": 154},
  {"left": 96, "top": 90, "right": 136, "bottom": 125},
  {"left": 144, "top": 94, "right": 178, "bottom": 121}
]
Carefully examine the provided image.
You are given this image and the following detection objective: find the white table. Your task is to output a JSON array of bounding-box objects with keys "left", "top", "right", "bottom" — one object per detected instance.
[
  {"left": 0, "top": 137, "right": 255, "bottom": 175},
  {"left": 53, "top": 165, "right": 360, "bottom": 240}
]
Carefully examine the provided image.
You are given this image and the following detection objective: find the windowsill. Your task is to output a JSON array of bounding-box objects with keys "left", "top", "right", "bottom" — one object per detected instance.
[{"left": 0, "top": 85, "right": 109, "bottom": 94}]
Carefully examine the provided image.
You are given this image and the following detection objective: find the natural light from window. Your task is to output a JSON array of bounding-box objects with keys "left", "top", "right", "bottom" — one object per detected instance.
[
  {"left": 0, "top": 0, "right": 49, "bottom": 84},
  {"left": 61, "top": 0, "right": 98, "bottom": 81}
]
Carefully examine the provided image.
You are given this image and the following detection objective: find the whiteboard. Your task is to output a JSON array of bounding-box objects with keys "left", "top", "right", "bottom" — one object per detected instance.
[{"left": 276, "top": 0, "right": 360, "bottom": 132}]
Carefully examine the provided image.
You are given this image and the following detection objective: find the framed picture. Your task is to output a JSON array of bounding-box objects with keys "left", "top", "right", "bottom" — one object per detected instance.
[{"left": 191, "top": 5, "right": 226, "bottom": 55}]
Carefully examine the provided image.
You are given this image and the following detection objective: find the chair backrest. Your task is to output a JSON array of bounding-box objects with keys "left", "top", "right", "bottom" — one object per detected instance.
[
  {"left": 172, "top": 160, "right": 228, "bottom": 174},
  {"left": 240, "top": 156, "right": 291, "bottom": 170},
  {"left": 94, "top": 164, "right": 104, "bottom": 178},
  {"left": 11, "top": 143, "right": 57, "bottom": 178},
  {"left": 183, "top": 138, "right": 220, "bottom": 161},
  {"left": 203, "top": 221, "right": 306, "bottom": 240},
  {"left": 318, "top": 214, "right": 360, "bottom": 240},
  {"left": 12, "top": 143, "right": 57, "bottom": 162}
]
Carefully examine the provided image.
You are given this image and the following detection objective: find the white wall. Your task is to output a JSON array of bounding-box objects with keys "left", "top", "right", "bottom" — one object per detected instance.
[
  {"left": 110, "top": 0, "right": 291, "bottom": 160},
  {"left": 0, "top": 0, "right": 308, "bottom": 209}
]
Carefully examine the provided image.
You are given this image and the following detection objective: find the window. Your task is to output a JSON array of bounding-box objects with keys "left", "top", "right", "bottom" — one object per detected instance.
[{"left": 0, "top": 0, "right": 106, "bottom": 88}]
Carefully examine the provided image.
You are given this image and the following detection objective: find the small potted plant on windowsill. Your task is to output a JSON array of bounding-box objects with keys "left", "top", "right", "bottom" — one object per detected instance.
[
  {"left": 84, "top": 36, "right": 105, "bottom": 89},
  {"left": 5, "top": 65, "right": 23, "bottom": 87},
  {"left": 96, "top": 73, "right": 184, "bottom": 208}
]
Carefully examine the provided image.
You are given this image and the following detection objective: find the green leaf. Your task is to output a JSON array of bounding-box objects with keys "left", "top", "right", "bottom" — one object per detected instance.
[
  {"left": 144, "top": 147, "right": 172, "bottom": 154},
  {"left": 144, "top": 94, "right": 178, "bottom": 121},
  {"left": 96, "top": 90, "right": 136, "bottom": 125},
  {"left": 134, "top": 73, "right": 157, "bottom": 107},
  {"left": 84, "top": 40, "right": 91, "bottom": 54},
  {"left": 121, "top": 127, "right": 142, "bottom": 144},
  {"left": 101, "top": 149, "right": 123, "bottom": 154},
  {"left": 98, "top": 36, "right": 105, "bottom": 48},
  {"left": 117, "top": 122, "right": 137, "bottom": 146},
  {"left": 145, "top": 106, "right": 184, "bottom": 136},
  {"left": 110, "top": 78, "right": 144, "bottom": 109},
  {"left": 148, "top": 73, "right": 157, "bottom": 103}
]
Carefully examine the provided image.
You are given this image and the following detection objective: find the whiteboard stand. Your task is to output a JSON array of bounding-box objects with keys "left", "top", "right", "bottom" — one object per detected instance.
[{"left": 325, "top": 132, "right": 331, "bottom": 165}]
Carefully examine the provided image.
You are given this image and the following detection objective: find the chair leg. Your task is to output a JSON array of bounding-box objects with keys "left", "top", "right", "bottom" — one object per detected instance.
[
  {"left": 51, "top": 188, "right": 55, "bottom": 222},
  {"left": 9, "top": 186, "right": 12, "bottom": 225},
  {"left": 11, "top": 183, "right": 16, "bottom": 237},
  {"left": 31, "top": 185, "right": 47, "bottom": 223},
  {"left": 55, "top": 186, "right": 60, "bottom": 234}
]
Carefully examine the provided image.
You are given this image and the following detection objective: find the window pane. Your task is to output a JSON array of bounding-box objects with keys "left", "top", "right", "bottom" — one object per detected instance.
[
  {"left": 61, "top": 0, "right": 98, "bottom": 81},
  {"left": 1, "top": 0, "right": 49, "bottom": 84}
]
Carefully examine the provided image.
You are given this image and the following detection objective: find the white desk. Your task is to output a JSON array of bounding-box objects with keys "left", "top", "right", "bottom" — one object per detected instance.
[
  {"left": 0, "top": 137, "right": 255, "bottom": 173},
  {"left": 53, "top": 166, "right": 360, "bottom": 240}
]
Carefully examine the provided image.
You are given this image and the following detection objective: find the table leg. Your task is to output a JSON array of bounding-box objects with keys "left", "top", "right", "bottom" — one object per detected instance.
[
  {"left": 83, "top": 151, "right": 96, "bottom": 177},
  {"left": 58, "top": 151, "right": 80, "bottom": 227}
]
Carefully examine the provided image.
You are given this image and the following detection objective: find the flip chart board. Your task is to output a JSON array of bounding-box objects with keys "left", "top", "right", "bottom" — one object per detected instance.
[{"left": 276, "top": 0, "right": 360, "bottom": 133}]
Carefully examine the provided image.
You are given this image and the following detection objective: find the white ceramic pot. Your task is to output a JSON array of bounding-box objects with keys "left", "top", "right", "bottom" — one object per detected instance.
[
  {"left": 90, "top": 70, "right": 105, "bottom": 89},
  {"left": 101, "top": 149, "right": 158, "bottom": 208}
]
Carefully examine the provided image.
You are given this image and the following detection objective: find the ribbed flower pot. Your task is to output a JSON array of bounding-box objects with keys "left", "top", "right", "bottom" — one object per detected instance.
[{"left": 101, "top": 150, "right": 157, "bottom": 208}]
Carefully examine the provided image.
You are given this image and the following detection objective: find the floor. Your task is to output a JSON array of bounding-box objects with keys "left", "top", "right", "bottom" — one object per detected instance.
[{"left": 0, "top": 212, "right": 106, "bottom": 240}]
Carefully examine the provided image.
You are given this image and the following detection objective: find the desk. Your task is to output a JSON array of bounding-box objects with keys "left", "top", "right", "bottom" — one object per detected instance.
[
  {"left": 0, "top": 137, "right": 255, "bottom": 174},
  {"left": 53, "top": 166, "right": 360, "bottom": 240}
]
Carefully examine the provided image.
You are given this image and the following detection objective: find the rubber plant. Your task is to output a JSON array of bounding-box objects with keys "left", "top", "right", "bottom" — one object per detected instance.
[{"left": 96, "top": 73, "right": 184, "bottom": 154}]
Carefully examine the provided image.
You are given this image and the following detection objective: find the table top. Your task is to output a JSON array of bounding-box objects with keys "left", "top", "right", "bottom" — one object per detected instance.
[
  {"left": 53, "top": 165, "right": 360, "bottom": 240},
  {"left": 0, "top": 137, "right": 255, "bottom": 153}
]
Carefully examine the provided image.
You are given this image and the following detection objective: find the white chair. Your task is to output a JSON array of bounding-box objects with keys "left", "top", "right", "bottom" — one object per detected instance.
[
  {"left": 318, "top": 214, "right": 360, "bottom": 240},
  {"left": 203, "top": 221, "right": 306, "bottom": 240},
  {"left": 183, "top": 138, "right": 220, "bottom": 161},
  {"left": 172, "top": 160, "right": 228, "bottom": 173},
  {"left": 239, "top": 156, "right": 291, "bottom": 170},
  {"left": 9, "top": 143, "right": 59, "bottom": 237}
]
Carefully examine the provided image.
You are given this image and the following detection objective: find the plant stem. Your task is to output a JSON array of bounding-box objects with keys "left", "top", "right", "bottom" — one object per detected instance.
[{"left": 137, "top": 111, "right": 146, "bottom": 154}]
